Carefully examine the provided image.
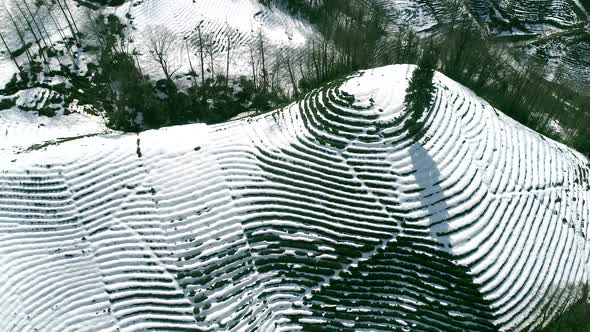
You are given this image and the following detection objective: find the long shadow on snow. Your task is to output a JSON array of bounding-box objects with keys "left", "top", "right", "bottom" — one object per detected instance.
[{"left": 297, "top": 144, "right": 497, "bottom": 331}]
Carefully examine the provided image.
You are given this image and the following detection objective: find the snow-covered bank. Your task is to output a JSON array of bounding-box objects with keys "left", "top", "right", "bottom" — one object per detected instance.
[{"left": 0, "top": 108, "right": 108, "bottom": 159}]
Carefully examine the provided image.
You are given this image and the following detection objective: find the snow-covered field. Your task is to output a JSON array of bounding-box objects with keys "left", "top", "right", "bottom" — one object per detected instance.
[
  {"left": 1, "top": 65, "right": 588, "bottom": 331},
  {"left": 376, "top": 0, "right": 590, "bottom": 93},
  {"left": 0, "top": 0, "right": 316, "bottom": 122},
  {"left": 120, "top": 0, "right": 314, "bottom": 81},
  {"left": 376, "top": 0, "right": 588, "bottom": 32}
]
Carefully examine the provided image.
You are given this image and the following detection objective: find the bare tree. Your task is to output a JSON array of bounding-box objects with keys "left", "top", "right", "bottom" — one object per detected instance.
[
  {"left": 145, "top": 25, "right": 181, "bottom": 82},
  {"left": 183, "top": 36, "right": 196, "bottom": 86},
  {"left": 55, "top": 0, "right": 79, "bottom": 42},
  {"left": 84, "top": 7, "right": 105, "bottom": 50},
  {"left": 22, "top": 0, "right": 51, "bottom": 50},
  {"left": 205, "top": 34, "right": 216, "bottom": 81},
  {"left": 258, "top": 29, "right": 268, "bottom": 90},
  {"left": 2, "top": 3, "right": 33, "bottom": 63},
  {"left": 249, "top": 44, "right": 258, "bottom": 89},
  {"left": 14, "top": 2, "right": 50, "bottom": 65},
  {"left": 57, "top": 0, "right": 79, "bottom": 36},
  {"left": 193, "top": 22, "right": 217, "bottom": 81},
  {"left": 49, "top": 6, "right": 76, "bottom": 65}
]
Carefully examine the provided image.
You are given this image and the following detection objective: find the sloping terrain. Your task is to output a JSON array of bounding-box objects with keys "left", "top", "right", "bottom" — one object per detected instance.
[
  {"left": 374, "top": 0, "right": 590, "bottom": 93},
  {"left": 376, "top": 0, "right": 588, "bottom": 32},
  {"left": 0, "top": 109, "right": 107, "bottom": 156},
  {"left": 1, "top": 64, "right": 588, "bottom": 331},
  {"left": 474, "top": 0, "right": 587, "bottom": 31},
  {"left": 0, "top": 0, "right": 314, "bottom": 119},
  {"left": 0, "top": 0, "right": 312, "bottom": 81},
  {"left": 121, "top": 0, "right": 313, "bottom": 81}
]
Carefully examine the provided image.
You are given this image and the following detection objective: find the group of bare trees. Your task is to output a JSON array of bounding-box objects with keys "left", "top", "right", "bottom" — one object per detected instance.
[
  {"left": 83, "top": 13, "right": 291, "bottom": 130},
  {"left": 0, "top": 0, "right": 81, "bottom": 75},
  {"left": 143, "top": 21, "right": 281, "bottom": 97},
  {"left": 422, "top": 18, "right": 589, "bottom": 147},
  {"left": 145, "top": 22, "right": 236, "bottom": 86}
]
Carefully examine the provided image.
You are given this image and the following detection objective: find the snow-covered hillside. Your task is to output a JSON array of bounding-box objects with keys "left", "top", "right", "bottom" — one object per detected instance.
[
  {"left": 0, "top": 0, "right": 316, "bottom": 129},
  {"left": 1, "top": 65, "right": 589, "bottom": 331},
  {"left": 377, "top": 0, "right": 588, "bottom": 32},
  {"left": 376, "top": 0, "right": 590, "bottom": 93},
  {"left": 0, "top": 0, "right": 313, "bottom": 86},
  {"left": 118, "top": 0, "right": 313, "bottom": 81}
]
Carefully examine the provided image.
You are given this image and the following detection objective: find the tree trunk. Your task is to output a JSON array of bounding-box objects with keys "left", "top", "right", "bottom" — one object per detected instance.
[
  {"left": 5, "top": 9, "right": 33, "bottom": 63},
  {"left": 311, "top": 40, "right": 320, "bottom": 82},
  {"left": 51, "top": 9, "right": 77, "bottom": 65},
  {"left": 55, "top": 0, "right": 78, "bottom": 42},
  {"left": 135, "top": 53, "right": 144, "bottom": 80},
  {"left": 0, "top": 31, "right": 22, "bottom": 74},
  {"left": 208, "top": 49, "right": 214, "bottom": 80},
  {"left": 286, "top": 54, "right": 298, "bottom": 97},
  {"left": 60, "top": 0, "right": 80, "bottom": 35},
  {"left": 185, "top": 39, "right": 196, "bottom": 87},
  {"left": 23, "top": 0, "right": 51, "bottom": 50},
  {"left": 226, "top": 31, "right": 230, "bottom": 90},
  {"left": 250, "top": 47, "right": 257, "bottom": 89},
  {"left": 197, "top": 24, "right": 205, "bottom": 85},
  {"left": 16, "top": 3, "right": 49, "bottom": 65},
  {"left": 259, "top": 30, "right": 268, "bottom": 91},
  {"left": 299, "top": 61, "right": 307, "bottom": 90}
]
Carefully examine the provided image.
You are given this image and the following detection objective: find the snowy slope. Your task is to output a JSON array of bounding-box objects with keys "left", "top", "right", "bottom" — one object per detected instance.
[
  {"left": 0, "top": 108, "right": 108, "bottom": 156},
  {"left": 1, "top": 64, "right": 589, "bottom": 331},
  {"left": 376, "top": 0, "right": 588, "bottom": 32},
  {"left": 123, "top": 0, "right": 314, "bottom": 81},
  {"left": 376, "top": 0, "right": 590, "bottom": 93},
  {"left": 0, "top": 0, "right": 314, "bottom": 91}
]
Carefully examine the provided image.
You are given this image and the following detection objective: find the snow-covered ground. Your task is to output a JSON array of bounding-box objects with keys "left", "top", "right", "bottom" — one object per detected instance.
[
  {"left": 124, "top": 0, "right": 313, "bottom": 80},
  {"left": 376, "top": 0, "right": 590, "bottom": 93},
  {"left": 0, "top": 64, "right": 588, "bottom": 331},
  {"left": 0, "top": 0, "right": 317, "bottom": 126},
  {"left": 0, "top": 0, "right": 314, "bottom": 85},
  {"left": 376, "top": 0, "right": 588, "bottom": 32}
]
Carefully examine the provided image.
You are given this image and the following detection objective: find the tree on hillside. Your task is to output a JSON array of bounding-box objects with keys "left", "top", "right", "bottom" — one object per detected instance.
[
  {"left": 258, "top": 29, "right": 268, "bottom": 90},
  {"left": 404, "top": 55, "right": 436, "bottom": 136},
  {"left": 192, "top": 21, "right": 218, "bottom": 83},
  {"left": 146, "top": 26, "right": 182, "bottom": 82},
  {"left": 225, "top": 22, "right": 232, "bottom": 90},
  {"left": 195, "top": 22, "right": 206, "bottom": 85}
]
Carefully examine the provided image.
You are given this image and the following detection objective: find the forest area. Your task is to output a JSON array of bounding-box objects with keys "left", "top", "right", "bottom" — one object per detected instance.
[{"left": 0, "top": 0, "right": 588, "bottom": 155}]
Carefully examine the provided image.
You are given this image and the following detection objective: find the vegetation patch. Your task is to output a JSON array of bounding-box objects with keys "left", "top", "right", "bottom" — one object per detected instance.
[{"left": 537, "top": 284, "right": 590, "bottom": 332}]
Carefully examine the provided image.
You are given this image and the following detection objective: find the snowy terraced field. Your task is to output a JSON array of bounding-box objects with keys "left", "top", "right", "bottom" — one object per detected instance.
[
  {"left": 0, "top": 0, "right": 313, "bottom": 90},
  {"left": 376, "top": 0, "right": 590, "bottom": 93},
  {"left": 375, "top": 0, "right": 442, "bottom": 31},
  {"left": 129, "top": 0, "right": 309, "bottom": 51},
  {"left": 125, "top": 0, "right": 314, "bottom": 80},
  {"left": 491, "top": 0, "right": 586, "bottom": 29},
  {"left": 376, "top": 0, "right": 588, "bottom": 31},
  {"left": 530, "top": 31, "right": 590, "bottom": 93},
  {"left": 1, "top": 65, "right": 589, "bottom": 331}
]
